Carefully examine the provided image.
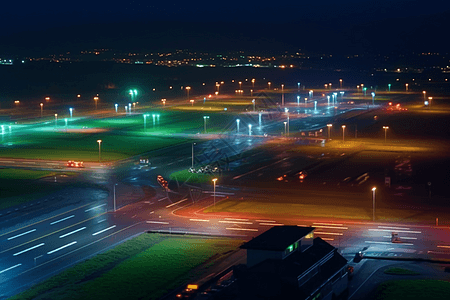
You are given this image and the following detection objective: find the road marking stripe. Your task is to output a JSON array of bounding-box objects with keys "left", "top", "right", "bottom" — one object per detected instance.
[
  {"left": 97, "top": 219, "right": 107, "bottom": 223},
  {"left": 260, "top": 223, "right": 284, "bottom": 226},
  {"left": 59, "top": 227, "right": 86, "bottom": 238},
  {"left": 365, "top": 241, "right": 414, "bottom": 246},
  {"left": 189, "top": 219, "right": 210, "bottom": 222},
  {"left": 313, "top": 223, "right": 344, "bottom": 226},
  {"left": 255, "top": 220, "right": 276, "bottom": 223},
  {"left": 0, "top": 161, "right": 15, "bottom": 163},
  {"left": 437, "top": 245, "right": 450, "bottom": 249},
  {"left": 158, "top": 197, "right": 168, "bottom": 202},
  {"left": 0, "top": 264, "right": 22, "bottom": 274},
  {"left": 92, "top": 225, "right": 116, "bottom": 236},
  {"left": 166, "top": 199, "right": 187, "bottom": 208},
  {"left": 219, "top": 220, "right": 253, "bottom": 225},
  {"left": 225, "top": 218, "right": 249, "bottom": 221},
  {"left": 313, "top": 225, "right": 348, "bottom": 230},
  {"left": 50, "top": 215, "right": 75, "bottom": 225},
  {"left": 13, "top": 243, "right": 45, "bottom": 256},
  {"left": 146, "top": 221, "right": 169, "bottom": 224},
  {"left": 85, "top": 204, "right": 107, "bottom": 212},
  {"left": 7, "top": 229, "right": 36, "bottom": 240},
  {"left": 47, "top": 241, "right": 77, "bottom": 255},
  {"left": 226, "top": 228, "right": 258, "bottom": 232},
  {"left": 369, "top": 229, "right": 421, "bottom": 234},
  {"left": 315, "top": 232, "right": 343, "bottom": 236},
  {"left": 378, "top": 226, "right": 410, "bottom": 230},
  {"left": 383, "top": 236, "right": 417, "bottom": 240}
]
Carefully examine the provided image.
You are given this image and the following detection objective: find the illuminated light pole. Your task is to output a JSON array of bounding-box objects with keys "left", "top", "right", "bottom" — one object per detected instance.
[
  {"left": 128, "top": 103, "right": 131, "bottom": 114},
  {"left": 54, "top": 114, "right": 58, "bottom": 127},
  {"left": 77, "top": 94, "right": 81, "bottom": 99},
  {"left": 248, "top": 124, "right": 252, "bottom": 136},
  {"left": 212, "top": 178, "right": 218, "bottom": 209},
  {"left": 191, "top": 143, "right": 196, "bottom": 168},
  {"left": 329, "top": 83, "right": 332, "bottom": 89},
  {"left": 161, "top": 99, "right": 166, "bottom": 106},
  {"left": 97, "top": 140, "right": 102, "bottom": 163},
  {"left": 422, "top": 91, "right": 426, "bottom": 101},
  {"left": 297, "top": 95, "right": 300, "bottom": 106},
  {"left": 203, "top": 116, "right": 209, "bottom": 133},
  {"left": 239, "top": 81, "right": 242, "bottom": 90},
  {"left": 236, "top": 119, "right": 240, "bottom": 133},
  {"left": 327, "top": 95, "right": 330, "bottom": 106},
  {"left": 281, "top": 84, "right": 284, "bottom": 107},
  {"left": 268, "top": 82, "right": 271, "bottom": 89},
  {"left": 383, "top": 126, "right": 389, "bottom": 143},
  {"left": 388, "top": 84, "right": 391, "bottom": 92},
  {"left": 286, "top": 110, "right": 290, "bottom": 136},
  {"left": 357, "top": 85, "right": 360, "bottom": 93},
  {"left": 305, "top": 97, "right": 308, "bottom": 106},
  {"left": 190, "top": 99, "right": 194, "bottom": 106},
  {"left": 250, "top": 89, "right": 253, "bottom": 97},
  {"left": 113, "top": 183, "right": 118, "bottom": 212},
  {"left": 125, "top": 106, "right": 128, "bottom": 114},
  {"left": 69, "top": 108, "right": 73, "bottom": 119},
  {"left": 405, "top": 83, "right": 409, "bottom": 91},
  {"left": 259, "top": 112, "right": 262, "bottom": 128},
  {"left": 339, "top": 79, "right": 343, "bottom": 88},
  {"left": 152, "top": 114, "right": 156, "bottom": 128},
  {"left": 341, "top": 125, "right": 346, "bottom": 142},
  {"left": 314, "top": 101, "right": 317, "bottom": 112},
  {"left": 363, "top": 87, "right": 367, "bottom": 96},
  {"left": 340, "top": 91, "right": 344, "bottom": 103},
  {"left": 428, "top": 97, "right": 433, "bottom": 108},
  {"left": 325, "top": 84, "right": 328, "bottom": 89},
  {"left": 115, "top": 104, "right": 118, "bottom": 113},
  {"left": 252, "top": 99, "right": 255, "bottom": 111},
  {"left": 45, "top": 97, "right": 50, "bottom": 101},
  {"left": 216, "top": 83, "right": 220, "bottom": 94},
  {"left": 94, "top": 96, "right": 99, "bottom": 109},
  {"left": 186, "top": 86, "right": 191, "bottom": 101},
  {"left": 284, "top": 122, "right": 287, "bottom": 136},
  {"left": 372, "top": 187, "right": 377, "bottom": 221},
  {"left": 371, "top": 92, "right": 376, "bottom": 106},
  {"left": 64, "top": 118, "right": 68, "bottom": 131},
  {"left": 309, "top": 90, "right": 313, "bottom": 98},
  {"left": 40, "top": 103, "right": 43, "bottom": 117},
  {"left": 143, "top": 114, "right": 149, "bottom": 130},
  {"left": 327, "top": 124, "right": 332, "bottom": 140},
  {"left": 156, "top": 114, "right": 160, "bottom": 126},
  {"left": 252, "top": 78, "right": 255, "bottom": 88},
  {"left": 297, "top": 82, "right": 300, "bottom": 93}
]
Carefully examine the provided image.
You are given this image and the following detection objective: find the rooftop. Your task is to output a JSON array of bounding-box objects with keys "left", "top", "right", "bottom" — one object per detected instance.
[{"left": 240, "top": 226, "right": 315, "bottom": 251}]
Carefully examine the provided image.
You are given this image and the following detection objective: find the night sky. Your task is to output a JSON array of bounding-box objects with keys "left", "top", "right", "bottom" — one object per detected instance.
[{"left": 1, "top": 0, "right": 450, "bottom": 54}]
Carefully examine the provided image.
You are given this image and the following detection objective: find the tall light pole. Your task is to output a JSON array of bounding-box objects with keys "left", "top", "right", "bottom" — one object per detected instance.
[
  {"left": 64, "top": 118, "right": 68, "bottom": 130},
  {"left": 268, "top": 82, "right": 271, "bottom": 89},
  {"left": 405, "top": 83, "right": 409, "bottom": 91},
  {"left": 383, "top": 126, "right": 389, "bottom": 143},
  {"left": 297, "top": 96, "right": 300, "bottom": 106},
  {"left": 428, "top": 97, "right": 433, "bottom": 108},
  {"left": 252, "top": 78, "right": 255, "bottom": 89},
  {"left": 388, "top": 84, "right": 391, "bottom": 92},
  {"left": 342, "top": 125, "right": 346, "bottom": 142},
  {"left": 128, "top": 103, "right": 131, "bottom": 114},
  {"left": 297, "top": 82, "right": 300, "bottom": 93},
  {"left": 186, "top": 86, "right": 191, "bottom": 101},
  {"left": 286, "top": 111, "right": 289, "bottom": 136},
  {"left": 54, "top": 114, "right": 58, "bottom": 127},
  {"left": 284, "top": 121, "right": 287, "bottom": 136},
  {"left": 252, "top": 99, "right": 255, "bottom": 111},
  {"left": 190, "top": 99, "right": 194, "bottom": 106},
  {"left": 143, "top": 114, "right": 149, "bottom": 130},
  {"left": 191, "top": 143, "right": 196, "bottom": 168},
  {"left": 339, "top": 79, "right": 343, "bottom": 88},
  {"left": 327, "top": 124, "right": 332, "bottom": 140},
  {"left": 327, "top": 95, "right": 330, "bottom": 106},
  {"left": 40, "top": 103, "right": 43, "bottom": 117},
  {"left": 422, "top": 91, "right": 426, "bottom": 102},
  {"left": 203, "top": 116, "right": 209, "bottom": 133},
  {"left": 309, "top": 90, "right": 313, "bottom": 98},
  {"left": 371, "top": 92, "right": 375, "bottom": 106},
  {"left": 259, "top": 112, "right": 262, "bottom": 128},
  {"left": 281, "top": 84, "right": 284, "bottom": 107},
  {"left": 372, "top": 187, "right": 377, "bottom": 221},
  {"left": 94, "top": 97, "right": 99, "bottom": 109},
  {"left": 248, "top": 124, "right": 252, "bottom": 136},
  {"left": 236, "top": 119, "right": 240, "bottom": 133},
  {"left": 161, "top": 99, "right": 166, "bottom": 106},
  {"left": 239, "top": 81, "right": 242, "bottom": 90},
  {"left": 113, "top": 183, "right": 118, "bottom": 212},
  {"left": 69, "top": 108, "right": 73, "bottom": 119},
  {"left": 97, "top": 140, "right": 102, "bottom": 163},
  {"left": 115, "top": 104, "right": 118, "bottom": 113},
  {"left": 212, "top": 178, "right": 218, "bottom": 209}
]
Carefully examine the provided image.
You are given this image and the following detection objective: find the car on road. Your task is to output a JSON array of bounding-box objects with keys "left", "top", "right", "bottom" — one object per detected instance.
[{"left": 66, "top": 160, "right": 84, "bottom": 168}]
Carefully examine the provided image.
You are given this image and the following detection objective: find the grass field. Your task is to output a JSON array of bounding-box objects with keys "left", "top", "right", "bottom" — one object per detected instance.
[
  {"left": 170, "top": 169, "right": 220, "bottom": 184},
  {"left": 374, "top": 280, "right": 450, "bottom": 300},
  {"left": 0, "top": 169, "right": 58, "bottom": 180},
  {"left": 10, "top": 233, "right": 243, "bottom": 300}
]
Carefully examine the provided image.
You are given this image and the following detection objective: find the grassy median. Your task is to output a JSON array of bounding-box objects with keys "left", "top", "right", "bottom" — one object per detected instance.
[
  {"left": 10, "top": 233, "right": 243, "bottom": 300},
  {"left": 374, "top": 280, "right": 450, "bottom": 300}
]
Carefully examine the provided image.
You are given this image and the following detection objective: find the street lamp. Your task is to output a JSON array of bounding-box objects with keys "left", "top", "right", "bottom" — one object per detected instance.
[
  {"left": 54, "top": 114, "right": 58, "bottom": 127},
  {"left": 327, "top": 95, "right": 330, "bottom": 106},
  {"left": 248, "top": 124, "right": 252, "bottom": 136},
  {"left": 405, "top": 83, "right": 409, "bottom": 91},
  {"left": 69, "top": 108, "right": 73, "bottom": 119},
  {"left": 422, "top": 91, "right": 426, "bottom": 101},
  {"left": 113, "top": 183, "right": 118, "bottom": 212},
  {"left": 128, "top": 103, "right": 131, "bottom": 114},
  {"left": 143, "top": 114, "right": 149, "bottom": 130},
  {"left": 212, "top": 178, "right": 218, "bottom": 209},
  {"left": 203, "top": 116, "right": 209, "bottom": 133},
  {"left": 297, "top": 95, "right": 300, "bottom": 106},
  {"left": 64, "top": 118, "right": 68, "bottom": 130},
  {"left": 161, "top": 99, "right": 166, "bottom": 106},
  {"left": 327, "top": 124, "right": 332, "bottom": 140},
  {"left": 284, "top": 121, "right": 287, "bottom": 136},
  {"left": 190, "top": 99, "right": 194, "bottom": 106},
  {"left": 191, "top": 143, "right": 196, "bottom": 168},
  {"left": 309, "top": 90, "right": 313, "bottom": 98},
  {"left": 297, "top": 82, "right": 300, "bottom": 93},
  {"left": 388, "top": 84, "right": 391, "bottom": 92},
  {"left": 268, "top": 82, "right": 271, "bottom": 89},
  {"left": 40, "top": 103, "right": 43, "bottom": 117},
  {"left": 239, "top": 81, "right": 242, "bottom": 89},
  {"left": 259, "top": 112, "right": 262, "bottom": 128},
  {"left": 428, "top": 97, "right": 433, "bottom": 108},
  {"left": 281, "top": 84, "right": 284, "bottom": 107},
  {"left": 383, "top": 126, "right": 389, "bottom": 143},
  {"left": 186, "top": 86, "right": 191, "bottom": 101},
  {"left": 94, "top": 96, "right": 99, "bottom": 109},
  {"left": 252, "top": 99, "right": 255, "bottom": 111},
  {"left": 236, "top": 119, "right": 240, "bottom": 133},
  {"left": 339, "top": 79, "right": 343, "bottom": 88},
  {"left": 97, "top": 140, "right": 102, "bottom": 163},
  {"left": 252, "top": 78, "right": 255, "bottom": 88},
  {"left": 371, "top": 92, "right": 375, "bottom": 106},
  {"left": 372, "top": 187, "right": 377, "bottom": 221},
  {"left": 115, "top": 104, "right": 118, "bottom": 113},
  {"left": 341, "top": 125, "right": 346, "bottom": 142}
]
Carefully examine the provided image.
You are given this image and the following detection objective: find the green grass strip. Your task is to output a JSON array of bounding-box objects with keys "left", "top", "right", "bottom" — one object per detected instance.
[{"left": 374, "top": 280, "right": 450, "bottom": 300}]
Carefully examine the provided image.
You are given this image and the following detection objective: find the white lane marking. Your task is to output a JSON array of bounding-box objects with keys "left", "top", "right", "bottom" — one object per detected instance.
[
  {"left": 158, "top": 197, "right": 168, "bottom": 202},
  {"left": 315, "top": 232, "right": 343, "bottom": 236},
  {"left": 313, "top": 222, "right": 344, "bottom": 226},
  {"left": 189, "top": 219, "right": 210, "bottom": 222},
  {"left": 437, "top": 245, "right": 450, "bottom": 249},
  {"left": 313, "top": 225, "right": 348, "bottom": 230},
  {"left": 226, "top": 228, "right": 258, "bottom": 232},
  {"left": 7, "top": 229, "right": 36, "bottom": 240},
  {"left": 59, "top": 227, "right": 86, "bottom": 238},
  {"left": 13, "top": 243, "right": 45, "bottom": 256},
  {"left": 0, "top": 264, "right": 22, "bottom": 274},
  {"left": 166, "top": 199, "right": 187, "bottom": 208},
  {"left": 383, "top": 236, "right": 417, "bottom": 240},
  {"left": 225, "top": 218, "right": 249, "bottom": 221},
  {"left": 97, "top": 219, "right": 107, "bottom": 223},
  {"left": 50, "top": 215, "right": 75, "bottom": 225},
  {"left": 233, "top": 158, "right": 288, "bottom": 180},
  {"left": 0, "top": 161, "right": 15, "bottom": 163},
  {"left": 219, "top": 220, "right": 253, "bottom": 225},
  {"left": 146, "top": 221, "right": 169, "bottom": 224},
  {"left": 47, "top": 241, "right": 77, "bottom": 255},
  {"left": 369, "top": 229, "right": 421, "bottom": 234},
  {"left": 365, "top": 241, "right": 413, "bottom": 246},
  {"left": 92, "top": 225, "right": 116, "bottom": 236},
  {"left": 85, "top": 204, "right": 107, "bottom": 212},
  {"left": 255, "top": 220, "right": 276, "bottom": 223},
  {"left": 260, "top": 223, "right": 284, "bottom": 226},
  {"left": 378, "top": 226, "right": 410, "bottom": 230}
]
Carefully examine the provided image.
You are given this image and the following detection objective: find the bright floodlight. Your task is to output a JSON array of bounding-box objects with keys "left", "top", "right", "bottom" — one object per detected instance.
[{"left": 372, "top": 187, "right": 376, "bottom": 191}]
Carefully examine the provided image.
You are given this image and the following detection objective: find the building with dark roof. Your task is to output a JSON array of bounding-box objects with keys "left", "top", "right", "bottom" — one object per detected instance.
[{"left": 235, "top": 226, "right": 349, "bottom": 300}]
